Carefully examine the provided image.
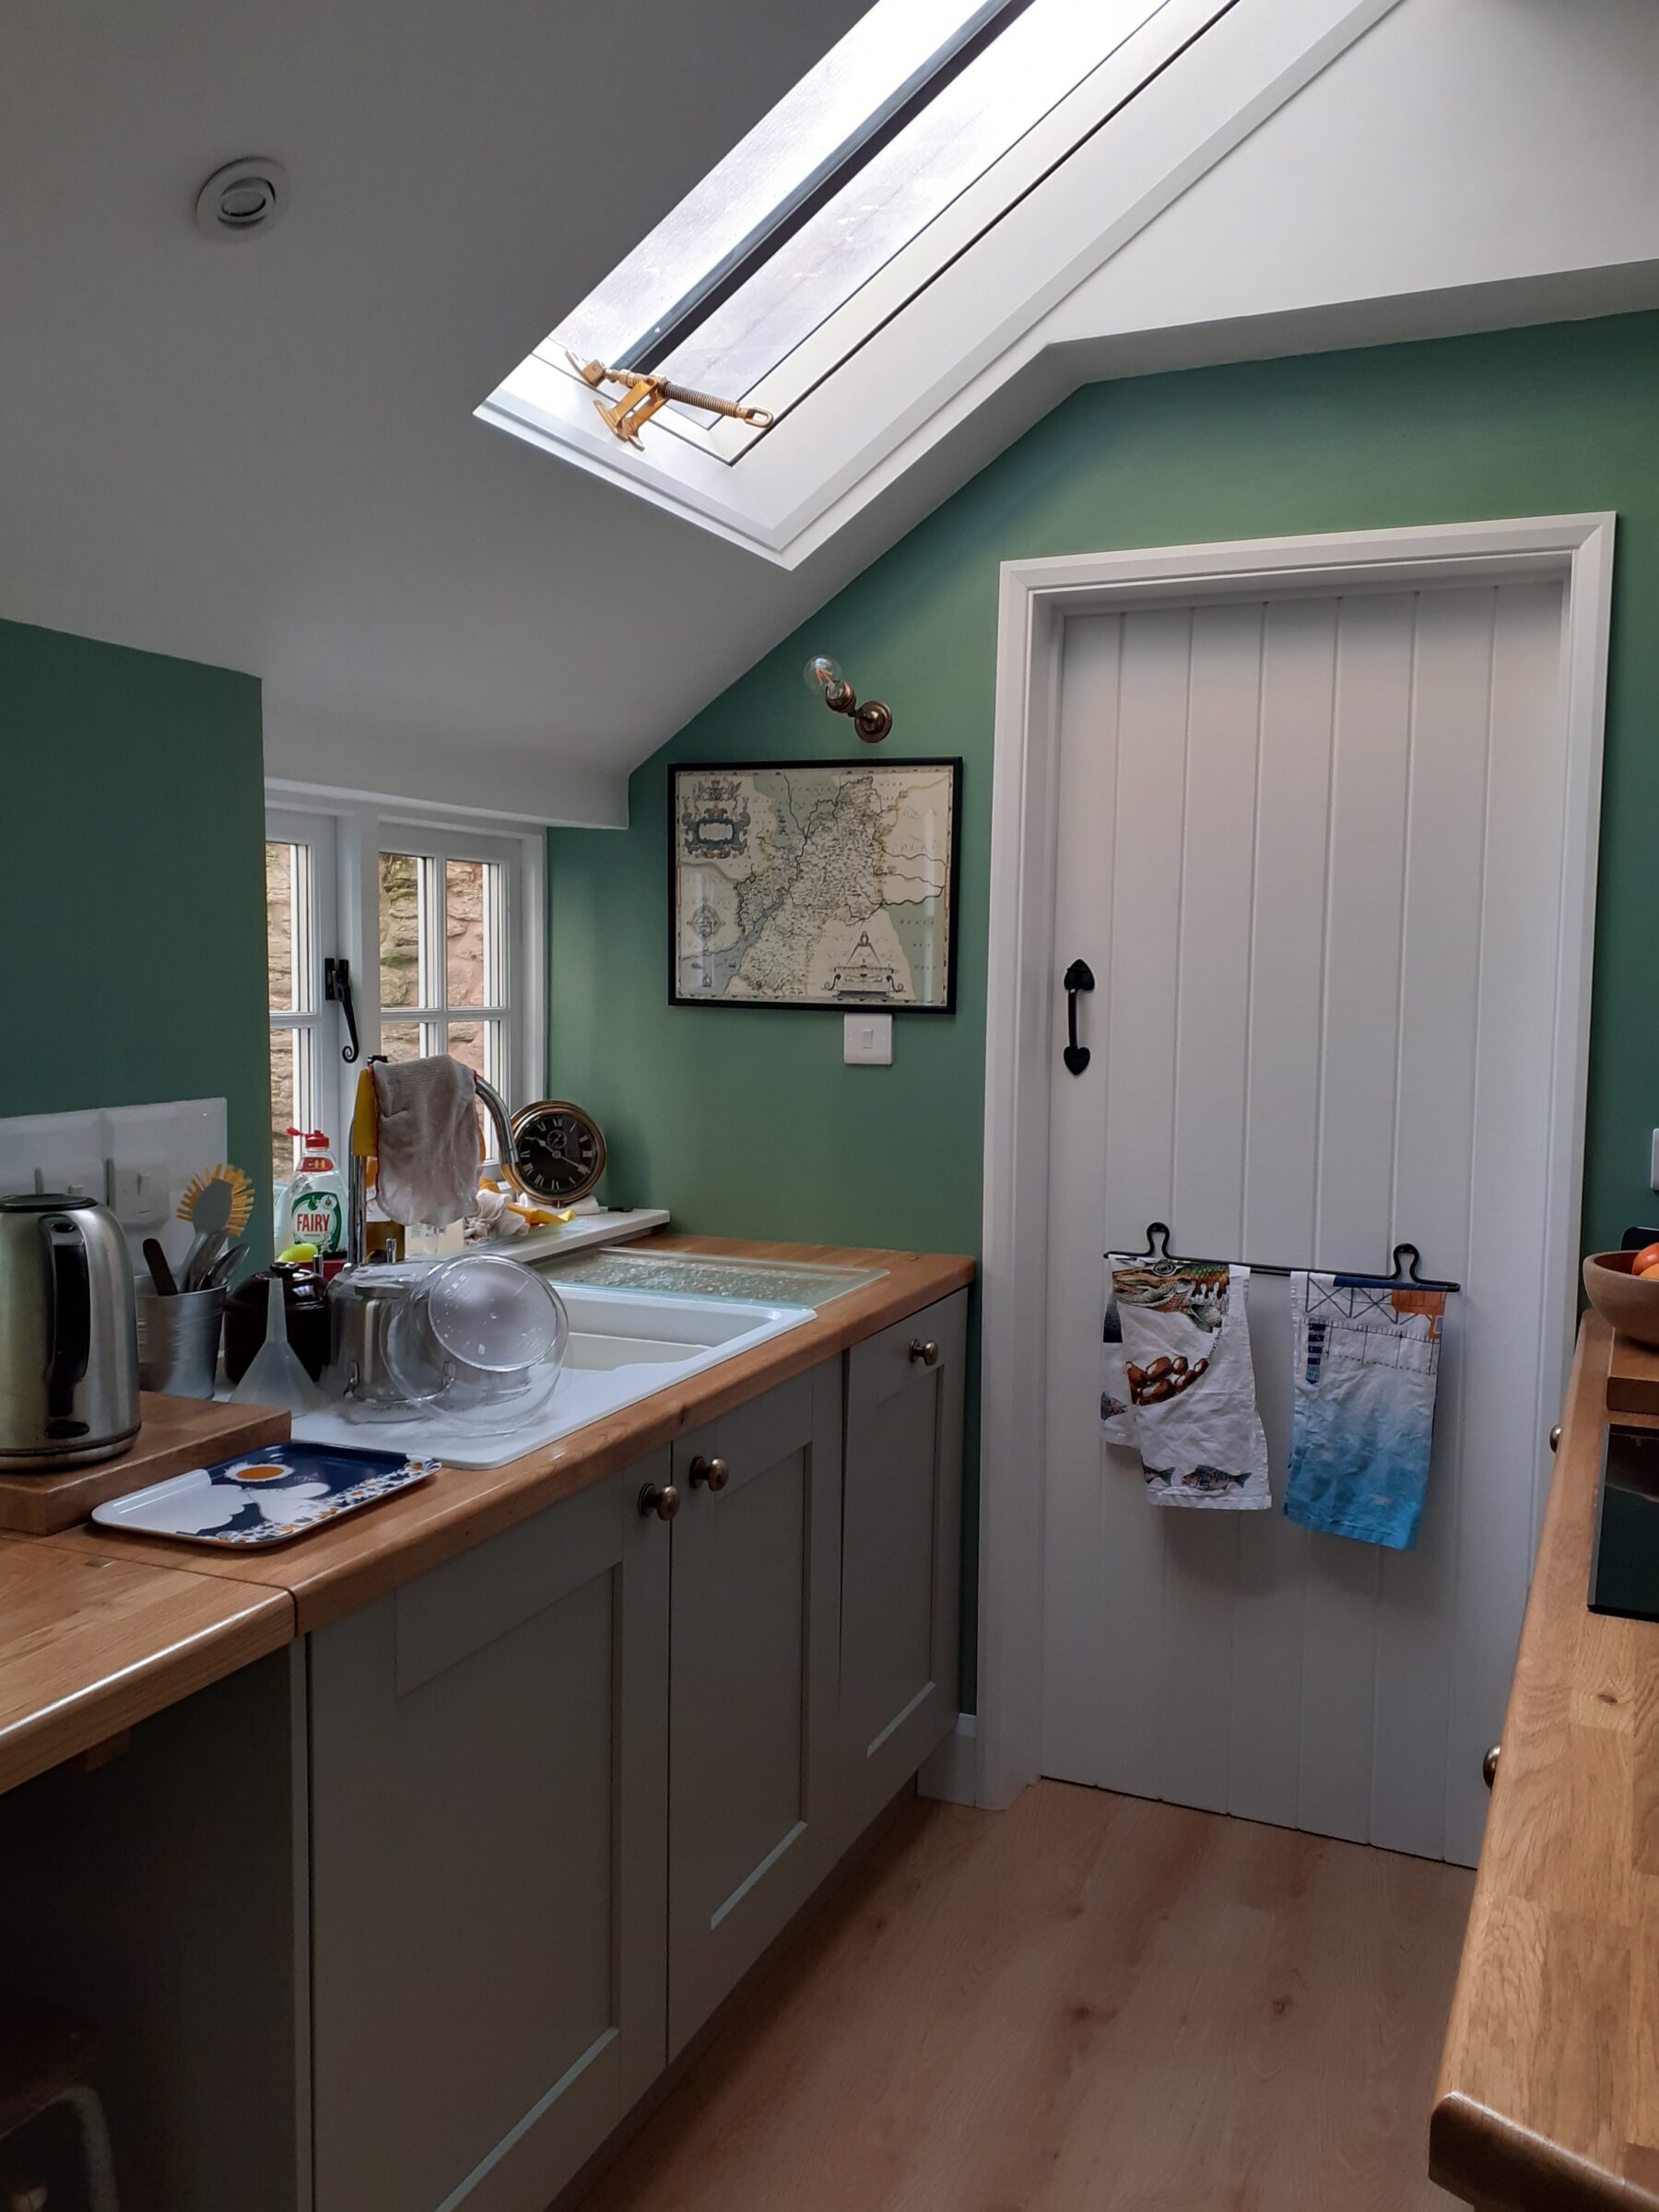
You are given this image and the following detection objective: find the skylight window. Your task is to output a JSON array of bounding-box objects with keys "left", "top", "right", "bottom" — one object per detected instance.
[
  {"left": 478, "top": 0, "right": 1359, "bottom": 568},
  {"left": 541, "top": 0, "right": 1206, "bottom": 444}
]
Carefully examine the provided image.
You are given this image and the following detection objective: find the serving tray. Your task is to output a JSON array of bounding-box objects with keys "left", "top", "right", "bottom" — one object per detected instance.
[{"left": 89, "top": 1441, "right": 436, "bottom": 1548}]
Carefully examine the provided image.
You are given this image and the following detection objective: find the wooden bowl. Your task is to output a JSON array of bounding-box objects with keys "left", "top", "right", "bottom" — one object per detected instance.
[{"left": 1583, "top": 1250, "right": 1659, "bottom": 1349}]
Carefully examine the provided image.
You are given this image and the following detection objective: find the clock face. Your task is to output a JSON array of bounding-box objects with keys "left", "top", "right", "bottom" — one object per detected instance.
[{"left": 509, "top": 1100, "right": 606, "bottom": 1206}]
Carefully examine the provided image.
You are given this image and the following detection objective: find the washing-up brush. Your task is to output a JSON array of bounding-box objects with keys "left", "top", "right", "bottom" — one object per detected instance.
[{"left": 177, "top": 1163, "right": 255, "bottom": 1290}]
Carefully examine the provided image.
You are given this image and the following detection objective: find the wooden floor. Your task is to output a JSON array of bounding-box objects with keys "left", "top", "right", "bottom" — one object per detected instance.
[{"left": 579, "top": 1782, "right": 1474, "bottom": 2212}]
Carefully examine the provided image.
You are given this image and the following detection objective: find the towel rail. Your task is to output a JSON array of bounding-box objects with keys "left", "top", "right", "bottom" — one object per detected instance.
[{"left": 1107, "top": 1220, "right": 1461, "bottom": 1295}]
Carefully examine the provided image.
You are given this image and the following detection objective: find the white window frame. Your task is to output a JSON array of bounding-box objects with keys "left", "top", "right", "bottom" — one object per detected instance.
[
  {"left": 264, "top": 791, "right": 547, "bottom": 1171},
  {"left": 370, "top": 825, "right": 520, "bottom": 1094},
  {"left": 477, "top": 0, "right": 1399, "bottom": 568},
  {"left": 266, "top": 806, "right": 343, "bottom": 1186}
]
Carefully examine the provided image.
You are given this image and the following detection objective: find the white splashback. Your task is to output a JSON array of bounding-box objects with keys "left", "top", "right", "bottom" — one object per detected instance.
[{"left": 0, "top": 1098, "right": 229, "bottom": 1272}]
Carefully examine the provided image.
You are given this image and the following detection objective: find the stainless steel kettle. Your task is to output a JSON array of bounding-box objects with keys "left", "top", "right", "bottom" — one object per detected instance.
[{"left": 0, "top": 1193, "right": 141, "bottom": 1468}]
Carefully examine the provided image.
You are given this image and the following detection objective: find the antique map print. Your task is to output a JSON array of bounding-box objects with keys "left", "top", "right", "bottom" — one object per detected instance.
[{"left": 673, "top": 761, "right": 959, "bottom": 1008}]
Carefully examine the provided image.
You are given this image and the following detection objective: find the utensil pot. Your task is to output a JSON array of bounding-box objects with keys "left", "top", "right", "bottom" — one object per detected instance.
[{"left": 137, "top": 1286, "right": 227, "bottom": 1398}]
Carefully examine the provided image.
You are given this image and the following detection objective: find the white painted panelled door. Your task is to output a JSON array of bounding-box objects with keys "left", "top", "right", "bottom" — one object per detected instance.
[{"left": 1041, "top": 582, "right": 1569, "bottom": 1867}]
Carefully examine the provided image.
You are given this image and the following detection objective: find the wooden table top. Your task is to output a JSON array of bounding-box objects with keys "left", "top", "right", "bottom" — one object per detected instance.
[
  {"left": 0, "top": 1537, "right": 293, "bottom": 1796},
  {"left": 1432, "top": 1313, "right": 1659, "bottom": 2210},
  {"left": 1, "top": 1237, "right": 972, "bottom": 1792}
]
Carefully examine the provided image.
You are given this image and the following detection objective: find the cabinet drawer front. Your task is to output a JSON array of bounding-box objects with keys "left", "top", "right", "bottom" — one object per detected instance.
[{"left": 841, "top": 1290, "right": 968, "bottom": 1835}]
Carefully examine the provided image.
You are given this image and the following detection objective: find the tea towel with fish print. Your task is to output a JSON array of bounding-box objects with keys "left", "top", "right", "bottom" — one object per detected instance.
[
  {"left": 1101, "top": 1258, "right": 1271, "bottom": 1509},
  {"left": 1282, "top": 1272, "right": 1446, "bottom": 1550}
]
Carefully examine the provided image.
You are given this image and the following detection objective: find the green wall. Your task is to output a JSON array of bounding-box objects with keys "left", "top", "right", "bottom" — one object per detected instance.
[
  {"left": 549, "top": 310, "right": 1659, "bottom": 1261},
  {"left": 0, "top": 617, "right": 270, "bottom": 1223}
]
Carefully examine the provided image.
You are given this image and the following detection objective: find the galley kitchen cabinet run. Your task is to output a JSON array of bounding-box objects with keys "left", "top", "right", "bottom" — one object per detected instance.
[{"left": 305, "top": 1299, "right": 967, "bottom": 2212}]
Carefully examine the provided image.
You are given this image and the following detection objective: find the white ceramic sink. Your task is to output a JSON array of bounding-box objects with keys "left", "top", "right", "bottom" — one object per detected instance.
[{"left": 290, "top": 1281, "right": 814, "bottom": 1471}]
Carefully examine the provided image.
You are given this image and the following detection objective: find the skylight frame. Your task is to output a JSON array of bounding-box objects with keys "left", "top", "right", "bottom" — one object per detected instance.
[
  {"left": 477, "top": 0, "right": 1403, "bottom": 568},
  {"left": 525, "top": 0, "right": 1237, "bottom": 469},
  {"left": 690, "top": 0, "right": 1241, "bottom": 462}
]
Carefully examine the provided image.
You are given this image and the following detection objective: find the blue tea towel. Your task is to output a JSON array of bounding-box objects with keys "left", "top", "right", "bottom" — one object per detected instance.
[{"left": 1283, "top": 1272, "right": 1447, "bottom": 1550}]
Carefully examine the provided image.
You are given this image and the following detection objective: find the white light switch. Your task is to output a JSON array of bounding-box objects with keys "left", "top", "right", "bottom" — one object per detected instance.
[
  {"left": 1651, "top": 1128, "right": 1659, "bottom": 1193},
  {"left": 843, "top": 1013, "right": 893, "bottom": 1066}
]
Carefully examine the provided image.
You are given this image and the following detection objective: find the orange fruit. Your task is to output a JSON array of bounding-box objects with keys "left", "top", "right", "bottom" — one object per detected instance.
[{"left": 1633, "top": 1241, "right": 1659, "bottom": 1274}]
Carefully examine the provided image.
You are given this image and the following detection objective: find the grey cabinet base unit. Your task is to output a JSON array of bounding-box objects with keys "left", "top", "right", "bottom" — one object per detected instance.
[
  {"left": 307, "top": 1311, "right": 967, "bottom": 2211},
  {"left": 667, "top": 1361, "right": 842, "bottom": 2057},
  {"left": 309, "top": 1461, "right": 671, "bottom": 2212},
  {"left": 840, "top": 1292, "right": 967, "bottom": 1842}
]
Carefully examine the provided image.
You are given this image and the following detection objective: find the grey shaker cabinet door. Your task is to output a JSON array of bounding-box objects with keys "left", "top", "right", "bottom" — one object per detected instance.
[
  {"left": 308, "top": 1458, "right": 672, "bottom": 2212},
  {"left": 666, "top": 1359, "right": 843, "bottom": 2057},
  {"left": 840, "top": 1288, "right": 968, "bottom": 1840}
]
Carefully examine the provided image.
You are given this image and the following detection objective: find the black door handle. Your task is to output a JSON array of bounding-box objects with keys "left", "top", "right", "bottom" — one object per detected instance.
[{"left": 1063, "top": 959, "right": 1095, "bottom": 1076}]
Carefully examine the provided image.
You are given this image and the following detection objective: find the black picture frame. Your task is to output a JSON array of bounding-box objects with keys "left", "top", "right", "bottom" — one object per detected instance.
[{"left": 668, "top": 757, "right": 963, "bottom": 1013}]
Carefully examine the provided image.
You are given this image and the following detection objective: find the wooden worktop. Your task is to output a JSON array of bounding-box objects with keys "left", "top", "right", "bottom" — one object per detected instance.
[
  {"left": 1432, "top": 1314, "right": 1659, "bottom": 2210},
  {"left": 0, "top": 1538, "right": 293, "bottom": 1796},
  {"left": 0, "top": 1238, "right": 971, "bottom": 1794}
]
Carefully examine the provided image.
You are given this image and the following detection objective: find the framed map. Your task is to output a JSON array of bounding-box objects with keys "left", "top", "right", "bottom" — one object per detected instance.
[{"left": 670, "top": 758, "right": 961, "bottom": 1012}]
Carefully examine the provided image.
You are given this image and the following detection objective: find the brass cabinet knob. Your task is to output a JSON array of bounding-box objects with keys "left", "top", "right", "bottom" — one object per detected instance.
[
  {"left": 910, "top": 1338, "right": 941, "bottom": 1369},
  {"left": 1549, "top": 1425, "right": 1562, "bottom": 1454},
  {"left": 638, "top": 1481, "right": 679, "bottom": 1523},
  {"left": 689, "top": 1454, "right": 729, "bottom": 1493},
  {"left": 1482, "top": 1745, "right": 1500, "bottom": 1790}
]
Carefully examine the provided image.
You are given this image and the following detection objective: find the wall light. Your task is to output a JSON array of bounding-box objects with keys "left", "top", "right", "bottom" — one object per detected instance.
[{"left": 803, "top": 654, "right": 892, "bottom": 744}]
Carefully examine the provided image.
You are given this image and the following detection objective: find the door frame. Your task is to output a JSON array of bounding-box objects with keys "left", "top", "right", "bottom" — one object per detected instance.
[{"left": 974, "top": 513, "right": 1616, "bottom": 1810}]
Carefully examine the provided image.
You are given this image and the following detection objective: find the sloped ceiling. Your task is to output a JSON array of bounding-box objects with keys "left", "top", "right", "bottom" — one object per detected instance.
[{"left": 0, "top": 0, "right": 869, "bottom": 817}]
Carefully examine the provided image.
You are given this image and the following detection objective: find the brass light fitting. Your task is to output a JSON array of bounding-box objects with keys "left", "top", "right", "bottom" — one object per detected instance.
[
  {"left": 803, "top": 653, "right": 893, "bottom": 745},
  {"left": 566, "top": 353, "right": 774, "bottom": 448}
]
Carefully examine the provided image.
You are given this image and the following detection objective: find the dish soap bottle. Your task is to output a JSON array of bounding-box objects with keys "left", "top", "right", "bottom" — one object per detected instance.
[{"left": 281, "top": 1129, "right": 346, "bottom": 1258}]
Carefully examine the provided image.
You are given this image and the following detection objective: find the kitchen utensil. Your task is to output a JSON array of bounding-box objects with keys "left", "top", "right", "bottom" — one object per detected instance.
[
  {"left": 89, "top": 1441, "right": 436, "bottom": 1549},
  {"left": 385, "top": 1253, "right": 566, "bottom": 1412},
  {"left": 137, "top": 1284, "right": 227, "bottom": 1399},
  {"left": 0, "top": 1194, "right": 141, "bottom": 1469},
  {"left": 324, "top": 1262, "right": 433, "bottom": 1413},
  {"left": 142, "top": 1237, "right": 178, "bottom": 1297},
  {"left": 183, "top": 1226, "right": 228, "bottom": 1291},
  {"left": 177, "top": 1164, "right": 254, "bottom": 1292},
  {"left": 202, "top": 1243, "right": 243, "bottom": 1294},
  {"left": 232, "top": 1274, "right": 327, "bottom": 1415},
  {"left": 225, "top": 1265, "right": 331, "bottom": 1387},
  {"left": 1583, "top": 1250, "right": 1659, "bottom": 1350}
]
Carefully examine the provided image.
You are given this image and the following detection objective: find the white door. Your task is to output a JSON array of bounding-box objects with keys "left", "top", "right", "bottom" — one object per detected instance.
[{"left": 1040, "top": 581, "right": 1571, "bottom": 1866}]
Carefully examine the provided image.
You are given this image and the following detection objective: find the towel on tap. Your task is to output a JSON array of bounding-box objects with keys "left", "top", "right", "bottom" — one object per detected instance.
[
  {"left": 371, "top": 1055, "right": 481, "bottom": 1230},
  {"left": 1101, "top": 1257, "right": 1271, "bottom": 1509},
  {"left": 1282, "top": 1272, "right": 1446, "bottom": 1550}
]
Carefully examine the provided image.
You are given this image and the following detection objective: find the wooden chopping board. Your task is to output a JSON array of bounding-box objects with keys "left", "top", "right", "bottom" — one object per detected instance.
[{"left": 0, "top": 1395, "right": 290, "bottom": 1535}]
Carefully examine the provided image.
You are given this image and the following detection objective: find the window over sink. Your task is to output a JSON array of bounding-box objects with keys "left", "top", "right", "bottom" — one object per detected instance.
[{"left": 264, "top": 799, "right": 545, "bottom": 1204}]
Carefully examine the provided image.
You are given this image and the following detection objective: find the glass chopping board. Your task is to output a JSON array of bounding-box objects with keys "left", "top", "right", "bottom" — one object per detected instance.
[{"left": 532, "top": 1247, "right": 887, "bottom": 1307}]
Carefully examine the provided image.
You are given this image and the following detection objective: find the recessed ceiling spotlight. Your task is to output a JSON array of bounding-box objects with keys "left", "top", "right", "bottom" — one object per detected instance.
[{"left": 194, "top": 157, "right": 288, "bottom": 240}]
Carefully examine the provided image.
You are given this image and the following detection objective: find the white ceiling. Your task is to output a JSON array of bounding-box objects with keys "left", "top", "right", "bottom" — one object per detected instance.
[
  {"left": 0, "top": 0, "right": 871, "bottom": 813},
  {"left": 5, "top": 0, "right": 1657, "bottom": 829}
]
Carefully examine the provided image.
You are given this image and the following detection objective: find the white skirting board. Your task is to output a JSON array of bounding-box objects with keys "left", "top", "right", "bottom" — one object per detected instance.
[{"left": 919, "top": 1713, "right": 977, "bottom": 1806}]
